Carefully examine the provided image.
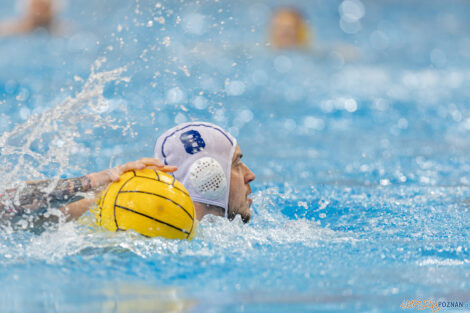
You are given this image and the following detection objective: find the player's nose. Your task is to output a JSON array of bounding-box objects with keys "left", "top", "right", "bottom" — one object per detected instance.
[{"left": 244, "top": 164, "right": 255, "bottom": 184}]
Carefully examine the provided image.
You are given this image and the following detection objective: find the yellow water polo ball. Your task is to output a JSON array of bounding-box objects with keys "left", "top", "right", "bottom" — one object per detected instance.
[{"left": 94, "top": 169, "right": 196, "bottom": 240}]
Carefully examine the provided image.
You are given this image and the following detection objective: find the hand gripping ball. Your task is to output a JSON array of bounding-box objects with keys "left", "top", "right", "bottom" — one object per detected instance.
[{"left": 95, "top": 169, "right": 196, "bottom": 240}]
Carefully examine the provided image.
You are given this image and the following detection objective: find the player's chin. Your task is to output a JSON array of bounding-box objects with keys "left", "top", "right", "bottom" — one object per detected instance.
[
  {"left": 228, "top": 211, "right": 250, "bottom": 223},
  {"left": 241, "top": 211, "right": 251, "bottom": 224},
  {"left": 241, "top": 200, "right": 252, "bottom": 223}
]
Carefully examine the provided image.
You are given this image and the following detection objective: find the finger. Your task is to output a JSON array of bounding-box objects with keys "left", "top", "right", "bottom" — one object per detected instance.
[
  {"left": 138, "top": 158, "right": 165, "bottom": 167},
  {"left": 144, "top": 165, "right": 178, "bottom": 172},
  {"left": 122, "top": 159, "right": 177, "bottom": 172},
  {"left": 160, "top": 165, "right": 178, "bottom": 172},
  {"left": 119, "top": 161, "right": 145, "bottom": 173}
]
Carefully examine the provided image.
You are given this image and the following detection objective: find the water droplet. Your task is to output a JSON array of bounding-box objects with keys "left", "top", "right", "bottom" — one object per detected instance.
[
  {"left": 273, "top": 55, "right": 292, "bottom": 73},
  {"left": 182, "top": 13, "right": 206, "bottom": 35},
  {"left": 166, "top": 87, "right": 186, "bottom": 103},
  {"left": 225, "top": 80, "right": 246, "bottom": 96},
  {"left": 339, "top": 0, "right": 365, "bottom": 22}
]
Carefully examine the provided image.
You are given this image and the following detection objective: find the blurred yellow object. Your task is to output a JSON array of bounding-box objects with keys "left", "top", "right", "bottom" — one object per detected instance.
[
  {"left": 94, "top": 169, "right": 196, "bottom": 240},
  {"left": 298, "top": 20, "right": 311, "bottom": 47}
]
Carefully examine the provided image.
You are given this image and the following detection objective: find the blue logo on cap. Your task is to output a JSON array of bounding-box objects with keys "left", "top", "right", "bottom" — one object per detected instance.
[{"left": 180, "top": 130, "right": 205, "bottom": 154}]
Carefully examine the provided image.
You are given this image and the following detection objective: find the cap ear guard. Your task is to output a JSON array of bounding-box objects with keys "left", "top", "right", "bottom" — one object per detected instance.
[{"left": 189, "top": 157, "right": 227, "bottom": 201}]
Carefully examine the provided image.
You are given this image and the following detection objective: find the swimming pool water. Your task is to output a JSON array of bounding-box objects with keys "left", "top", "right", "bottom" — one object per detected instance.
[{"left": 1, "top": 0, "right": 470, "bottom": 312}]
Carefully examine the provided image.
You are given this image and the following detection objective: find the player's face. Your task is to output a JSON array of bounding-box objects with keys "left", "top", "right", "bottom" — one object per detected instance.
[
  {"left": 227, "top": 145, "right": 256, "bottom": 223},
  {"left": 272, "top": 11, "right": 302, "bottom": 48},
  {"left": 28, "top": 0, "right": 53, "bottom": 22}
]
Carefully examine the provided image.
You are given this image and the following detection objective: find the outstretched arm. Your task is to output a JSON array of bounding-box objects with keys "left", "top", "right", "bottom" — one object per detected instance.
[
  {"left": 0, "top": 158, "right": 177, "bottom": 219},
  {"left": 59, "top": 158, "right": 178, "bottom": 220}
]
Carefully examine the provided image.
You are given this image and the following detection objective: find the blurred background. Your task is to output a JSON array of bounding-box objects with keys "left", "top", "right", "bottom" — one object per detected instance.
[{"left": 1, "top": 1, "right": 470, "bottom": 312}]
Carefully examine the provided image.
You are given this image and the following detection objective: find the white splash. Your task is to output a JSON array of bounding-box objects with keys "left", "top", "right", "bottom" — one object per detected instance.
[{"left": 0, "top": 61, "right": 130, "bottom": 188}]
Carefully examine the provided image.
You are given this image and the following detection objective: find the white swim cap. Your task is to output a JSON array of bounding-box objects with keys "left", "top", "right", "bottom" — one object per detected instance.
[{"left": 154, "top": 122, "right": 237, "bottom": 214}]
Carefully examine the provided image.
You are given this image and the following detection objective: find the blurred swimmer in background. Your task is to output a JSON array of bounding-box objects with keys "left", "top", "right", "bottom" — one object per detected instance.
[
  {"left": 268, "top": 7, "right": 359, "bottom": 60},
  {"left": 269, "top": 7, "right": 312, "bottom": 50},
  {"left": 0, "top": 0, "right": 58, "bottom": 36}
]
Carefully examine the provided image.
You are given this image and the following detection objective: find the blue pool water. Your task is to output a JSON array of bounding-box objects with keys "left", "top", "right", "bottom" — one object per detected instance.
[{"left": 1, "top": 0, "right": 470, "bottom": 312}]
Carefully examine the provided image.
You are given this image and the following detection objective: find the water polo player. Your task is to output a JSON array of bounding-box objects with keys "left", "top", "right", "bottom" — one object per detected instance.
[
  {"left": 72, "top": 122, "right": 255, "bottom": 224},
  {"left": 0, "top": 158, "right": 176, "bottom": 221},
  {"left": 92, "top": 122, "right": 255, "bottom": 239},
  {"left": 1, "top": 122, "right": 255, "bottom": 228},
  {"left": 154, "top": 122, "right": 256, "bottom": 223}
]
